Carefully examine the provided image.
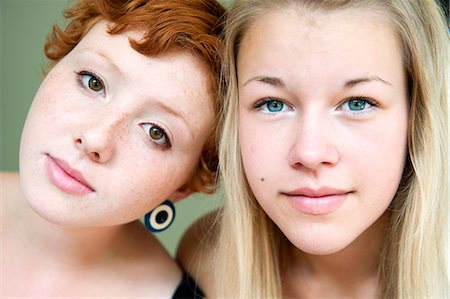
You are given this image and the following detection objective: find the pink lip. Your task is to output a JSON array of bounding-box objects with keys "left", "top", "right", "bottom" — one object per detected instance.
[
  {"left": 45, "top": 154, "right": 95, "bottom": 195},
  {"left": 282, "top": 187, "right": 350, "bottom": 215}
]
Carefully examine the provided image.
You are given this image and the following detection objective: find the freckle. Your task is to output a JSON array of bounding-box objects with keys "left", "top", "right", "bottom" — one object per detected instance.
[{"left": 261, "top": 177, "right": 265, "bottom": 182}]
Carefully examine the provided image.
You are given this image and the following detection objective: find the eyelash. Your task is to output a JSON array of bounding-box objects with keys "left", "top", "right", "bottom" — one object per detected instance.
[
  {"left": 336, "top": 96, "right": 380, "bottom": 115},
  {"left": 76, "top": 70, "right": 106, "bottom": 97},
  {"left": 253, "top": 97, "right": 291, "bottom": 113},
  {"left": 141, "top": 123, "right": 172, "bottom": 149}
]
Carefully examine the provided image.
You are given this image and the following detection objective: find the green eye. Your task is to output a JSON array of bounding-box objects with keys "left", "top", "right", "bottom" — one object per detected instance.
[
  {"left": 149, "top": 126, "right": 164, "bottom": 140},
  {"left": 142, "top": 124, "right": 171, "bottom": 149},
  {"left": 79, "top": 71, "right": 105, "bottom": 95},
  {"left": 87, "top": 76, "right": 103, "bottom": 91}
]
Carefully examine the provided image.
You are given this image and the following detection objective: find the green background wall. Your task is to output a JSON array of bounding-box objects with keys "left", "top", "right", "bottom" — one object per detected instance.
[{"left": 0, "top": 0, "right": 229, "bottom": 256}]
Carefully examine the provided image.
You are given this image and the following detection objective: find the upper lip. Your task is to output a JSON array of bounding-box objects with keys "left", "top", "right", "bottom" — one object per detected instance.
[
  {"left": 282, "top": 187, "right": 350, "bottom": 198},
  {"left": 48, "top": 154, "right": 95, "bottom": 191}
]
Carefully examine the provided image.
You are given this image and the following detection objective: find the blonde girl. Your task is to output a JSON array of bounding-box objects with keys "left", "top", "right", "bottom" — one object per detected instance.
[{"left": 179, "top": 0, "right": 448, "bottom": 298}]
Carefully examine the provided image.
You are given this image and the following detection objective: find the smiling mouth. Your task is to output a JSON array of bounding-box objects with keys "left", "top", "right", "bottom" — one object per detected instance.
[{"left": 45, "top": 154, "right": 95, "bottom": 195}]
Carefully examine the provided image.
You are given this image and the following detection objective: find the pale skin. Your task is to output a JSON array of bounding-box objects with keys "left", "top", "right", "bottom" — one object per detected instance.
[
  {"left": 2, "top": 20, "right": 214, "bottom": 297},
  {"left": 179, "top": 7, "right": 409, "bottom": 299}
]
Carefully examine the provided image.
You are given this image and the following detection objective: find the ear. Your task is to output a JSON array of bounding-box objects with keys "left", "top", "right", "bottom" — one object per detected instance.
[{"left": 167, "top": 189, "right": 193, "bottom": 203}]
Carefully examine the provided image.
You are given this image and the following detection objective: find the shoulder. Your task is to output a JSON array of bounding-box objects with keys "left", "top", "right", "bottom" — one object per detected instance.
[
  {"left": 0, "top": 171, "right": 20, "bottom": 185},
  {"left": 176, "top": 210, "right": 220, "bottom": 297}
]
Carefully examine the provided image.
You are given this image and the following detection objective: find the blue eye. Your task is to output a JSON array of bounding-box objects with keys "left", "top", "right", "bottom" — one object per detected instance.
[
  {"left": 77, "top": 71, "right": 105, "bottom": 96},
  {"left": 267, "top": 100, "right": 284, "bottom": 112},
  {"left": 142, "top": 124, "right": 171, "bottom": 149},
  {"left": 339, "top": 97, "right": 378, "bottom": 113},
  {"left": 254, "top": 98, "right": 288, "bottom": 113},
  {"left": 348, "top": 98, "right": 366, "bottom": 111}
]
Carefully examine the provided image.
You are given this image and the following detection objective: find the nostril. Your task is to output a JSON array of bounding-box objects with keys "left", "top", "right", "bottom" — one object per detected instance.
[
  {"left": 75, "top": 138, "right": 82, "bottom": 144},
  {"left": 93, "top": 152, "right": 100, "bottom": 159}
]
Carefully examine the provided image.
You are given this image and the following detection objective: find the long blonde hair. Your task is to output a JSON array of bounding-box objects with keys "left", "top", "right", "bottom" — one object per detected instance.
[{"left": 216, "top": 0, "right": 449, "bottom": 297}]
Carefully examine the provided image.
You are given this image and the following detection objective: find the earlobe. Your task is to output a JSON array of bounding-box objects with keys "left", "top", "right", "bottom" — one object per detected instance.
[{"left": 168, "top": 189, "right": 193, "bottom": 203}]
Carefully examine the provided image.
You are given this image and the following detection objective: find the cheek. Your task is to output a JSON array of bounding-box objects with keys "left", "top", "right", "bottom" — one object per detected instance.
[
  {"left": 109, "top": 150, "right": 197, "bottom": 206},
  {"left": 24, "top": 74, "right": 74, "bottom": 130},
  {"left": 351, "top": 118, "right": 408, "bottom": 203},
  {"left": 105, "top": 158, "right": 177, "bottom": 218},
  {"left": 239, "top": 118, "right": 263, "bottom": 184},
  {"left": 239, "top": 116, "right": 284, "bottom": 192},
  {"left": 20, "top": 95, "right": 54, "bottom": 160}
]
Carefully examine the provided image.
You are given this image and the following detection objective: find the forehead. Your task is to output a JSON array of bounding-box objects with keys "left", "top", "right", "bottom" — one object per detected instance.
[
  {"left": 244, "top": 6, "right": 397, "bottom": 50},
  {"left": 87, "top": 20, "right": 217, "bottom": 99},
  {"left": 238, "top": 7, "right": 403, "bottom": 81}
]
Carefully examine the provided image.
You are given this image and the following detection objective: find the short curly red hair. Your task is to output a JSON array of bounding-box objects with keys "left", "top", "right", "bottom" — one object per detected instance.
[{"left": 44, "top": 0, "right": 225, "bottom": 194}]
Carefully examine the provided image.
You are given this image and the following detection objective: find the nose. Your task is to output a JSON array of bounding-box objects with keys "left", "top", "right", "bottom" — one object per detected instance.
[
  {"left": 287, "top": 114, "right": 339, "bottom": 171},
  {"left": 74, "top": 113, "right": 127, "bottom": 163}
]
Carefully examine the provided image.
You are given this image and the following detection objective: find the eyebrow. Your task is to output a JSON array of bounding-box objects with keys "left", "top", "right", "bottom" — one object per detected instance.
[
  {"left": 155, "top": 101, "right": 194, "bottom": 140},
  {"left": 242, "top": 75, "right": 393, "bottom": 90},
  {"left": 78, "top": 48, "right": 123, "bottom": 76},
  {"left": 241, "top": 76, "right": 285, "bottom": 87},
  {"left": 343, "top": 76, "right": 393, "bottom": 88}
]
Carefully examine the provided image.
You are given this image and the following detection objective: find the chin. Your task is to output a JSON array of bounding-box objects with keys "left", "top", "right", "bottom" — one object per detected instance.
[
  {"left": 23, "top": 188, "right": 84, "bottom": 227},
  {"left": 295, "top": 243, "right": 348, "bottom": 256},
  {"left": 285, "top": 230, "right": 358, "bottom": 256},
  {"left": 25, "top": 195, "right": 70, "bottom": 224}
]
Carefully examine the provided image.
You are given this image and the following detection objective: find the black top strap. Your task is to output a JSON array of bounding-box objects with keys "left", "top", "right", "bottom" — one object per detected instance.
[{"left": 171, "top": 272, "right": 204, "bottom": 299}]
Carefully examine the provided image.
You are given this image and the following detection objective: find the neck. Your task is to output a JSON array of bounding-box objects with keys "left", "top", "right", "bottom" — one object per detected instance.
[
  {"left": 285, "top": 213, "right": 388, "bottom": 297},
  {"left": 10, "top": 185, "right": 134, "bottom": 268}
]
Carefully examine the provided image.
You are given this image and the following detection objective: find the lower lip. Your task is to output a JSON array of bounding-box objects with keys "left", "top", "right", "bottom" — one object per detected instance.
[
  {"left": 45, "top": 155, "right": 93, "bottom": 196},
  {"left": 288, "top": 194, "right": 348, "bottom": 215}
]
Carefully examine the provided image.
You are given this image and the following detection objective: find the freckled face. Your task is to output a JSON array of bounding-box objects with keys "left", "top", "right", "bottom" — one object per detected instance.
[
  {"left": 237, "top": 9, "right": 408, "bottom": 254},
  {"left": 19, "top": 21, "right": 215, "bottom": 226}
]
